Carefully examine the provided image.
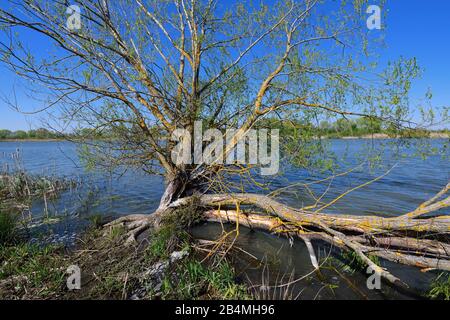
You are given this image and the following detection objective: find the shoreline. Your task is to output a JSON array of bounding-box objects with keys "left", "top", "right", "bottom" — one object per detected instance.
[
  {"left": 337, "top": 132, "right": 449, "bottom": 139},
  {"left": 0, "top": 132, "right": 448, "bottom": 143},
  {"left": 0, "top": 139, "right": 64, "bottom": 142}
]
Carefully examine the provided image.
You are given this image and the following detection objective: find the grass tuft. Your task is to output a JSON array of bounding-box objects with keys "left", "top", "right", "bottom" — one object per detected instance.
[
  {"left": 428, "top": 273, "right": 450, "bottom": 300},
  {"left": 0, "top": 212, "right": 20, "bottom": 245},
  {"left": 161, "top": 258, "right": 249, "bottom": 300},
  {"left": 0, "top": 243, "right": 67, "bottom": 299}
]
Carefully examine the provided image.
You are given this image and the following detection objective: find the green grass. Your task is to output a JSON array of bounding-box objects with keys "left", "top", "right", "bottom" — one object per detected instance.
[
  {"left": 146, "top": 225, "right": 176, "bottom": 260},
  {"left": 0, "top": 243, "right": 67, "bottom": 298},
  {"left": 145, "top": 224, "right": 190, "bottom": 261},
  {"left": 0, "top": 209, "right": 68, "bottom": 299},
  {"left": 0, "top": 212, "right": 20, "bottom": 245},
  {"left": 144, "top": 202, "right": 250, "bottom": 300},
  {"left": 90, "top": 274, "right": 129, "bottom": 298},
  {"left": 87, "top": 214, "right": 105, "bottom": 229},
  {"left": 107, "top": 225, "right": 126, "bottom": 241},
  {"left": 339, "top": 250, "right": 380, "bottom": 273},
  {"left": 428, "top": 273, "right": 450, "bottom": 300},
  {"left": 145, "top": 201, "right": 202, "bottom": 262},
  {"left": 0, "top": 199, "right": 251, "bottom": 300},
  {"left": 161, "top": 258, "right": 249, "bottom": 300}
]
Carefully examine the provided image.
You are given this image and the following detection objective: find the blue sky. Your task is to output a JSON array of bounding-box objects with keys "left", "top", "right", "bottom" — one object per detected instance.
[{"left": 0, "top": 0, "right": 449, "bottom": 130}]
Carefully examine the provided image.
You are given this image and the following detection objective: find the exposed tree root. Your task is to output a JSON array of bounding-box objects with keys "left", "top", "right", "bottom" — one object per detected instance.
[
  {"left": 194, "top": 183, "right": 449, "bottom": 288},
  {"left": 203, "top": 209, "right": 448, "bottom": 288},
  {"left": 103, "top": 213, "right": 160, "bottom": 245},
  {"left": 104, "top": 183, "right": 449, "bottom": 291}
]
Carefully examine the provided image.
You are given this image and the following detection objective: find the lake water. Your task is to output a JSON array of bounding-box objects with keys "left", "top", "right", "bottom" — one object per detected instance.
[{"left": 0, "top": 139, "right": 448, "bottom": 299}]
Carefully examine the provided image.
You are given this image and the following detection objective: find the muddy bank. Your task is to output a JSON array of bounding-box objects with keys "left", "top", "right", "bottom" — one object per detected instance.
[{"left": 0, "top": 207, "right": 250, "bottom": 300}]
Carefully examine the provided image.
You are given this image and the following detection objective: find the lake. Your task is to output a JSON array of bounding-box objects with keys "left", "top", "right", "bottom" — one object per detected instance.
[{"left": 0, "top": 139, "right": 448, "bottom": 299}]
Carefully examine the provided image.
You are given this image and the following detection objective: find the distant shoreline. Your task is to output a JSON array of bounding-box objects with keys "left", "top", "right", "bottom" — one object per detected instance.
[
  {"left": 0, "top": 132, "right": 448, "bottom": 143},
  {"left": 0, "top": 139, "right": 64, "bottom": 142},
  {"left": 336, "top": 132, "right": 449, "bottom": 140}
]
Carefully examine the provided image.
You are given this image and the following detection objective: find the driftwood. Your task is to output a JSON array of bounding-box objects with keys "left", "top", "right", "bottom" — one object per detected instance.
[
  {"left": 105, "top": 183, "right": 450, "bottom": 289},
  {"left": 197, "top": 189, "right": 449, "bottom": 288}
]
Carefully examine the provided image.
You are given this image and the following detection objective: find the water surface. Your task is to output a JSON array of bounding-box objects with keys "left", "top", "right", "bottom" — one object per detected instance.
[{"left": 0, "top": 139, "right": 448, "bottom": 299}]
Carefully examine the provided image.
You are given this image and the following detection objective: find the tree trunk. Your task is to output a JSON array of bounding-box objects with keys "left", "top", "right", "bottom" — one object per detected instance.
[
  {"left": 158, "top": 174, "right": 185, "bottom": 211},
  {"left": 105, "top": 172, "right": 190, "bottom": 243}
]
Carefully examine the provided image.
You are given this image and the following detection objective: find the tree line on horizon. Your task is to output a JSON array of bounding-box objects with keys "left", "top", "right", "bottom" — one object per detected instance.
[
  {"left": 1, "top": 117, "right": 447, "bottom": 141},
  {"left": 0, "top": 128, "right": 63, "bottom": 140},
  {"left": 259, "top": 117, "right": 449, "bottom": 138}
]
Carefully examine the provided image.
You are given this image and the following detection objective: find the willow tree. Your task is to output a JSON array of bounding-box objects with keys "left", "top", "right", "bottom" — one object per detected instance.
[{"left": 1, "top": 0, "right": 448, "bottom": 288}]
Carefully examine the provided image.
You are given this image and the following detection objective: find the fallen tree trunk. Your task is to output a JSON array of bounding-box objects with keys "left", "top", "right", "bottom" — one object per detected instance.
[
  {"left": 105, "top": 183, "right": 450, "bottom": 290},
  {"left": 202, "top": 208, "right": 450, "bottom": 289},
  {"left": 192, "top": 193, "right": 450, "bottom": 234},
  {"left": 203, "top": 209, "right": 450, "bottom": 270},
  {"left": 196, "top": 188, "right": 449, "bottom": 288}
]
